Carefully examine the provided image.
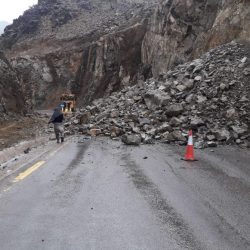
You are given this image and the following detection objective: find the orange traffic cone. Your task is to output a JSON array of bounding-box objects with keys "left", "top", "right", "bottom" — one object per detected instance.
[{"left": 183, "top": 130, "right": 197, "bottom": 161}]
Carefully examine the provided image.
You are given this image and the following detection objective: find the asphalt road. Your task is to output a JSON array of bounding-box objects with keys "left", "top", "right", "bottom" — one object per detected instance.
[{"left": 0, "top": 137, "right": 250, "bottom": 250}]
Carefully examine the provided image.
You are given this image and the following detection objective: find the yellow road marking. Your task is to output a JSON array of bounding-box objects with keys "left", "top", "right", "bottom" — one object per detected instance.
[
  {"left": 10, "top": 142, "right": 66, "bottom": 184},
  {"left": 13, "top": 161, "right": 45, "bottom": 183}
]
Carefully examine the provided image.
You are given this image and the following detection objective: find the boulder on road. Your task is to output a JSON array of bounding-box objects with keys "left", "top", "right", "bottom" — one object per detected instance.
[{"left": 121, "top": 134, "right": 141, "bottom": 146}]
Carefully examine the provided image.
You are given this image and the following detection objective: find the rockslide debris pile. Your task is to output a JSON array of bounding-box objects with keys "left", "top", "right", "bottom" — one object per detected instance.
[{"left": 66, "top": 42, "right": 250, "bottom": 148}]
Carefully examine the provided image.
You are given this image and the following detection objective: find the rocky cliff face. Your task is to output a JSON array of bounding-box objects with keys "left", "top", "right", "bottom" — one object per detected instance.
[
  {"left": 0, "top": 0, "right": 155, "bottom": 54},
  {"left": 72, "top": 0, "right": 250, "bottom": 106},
  {"left": 0, "top": 52, "right": 25, "bottom": 117},
  {"left": 73, "top": 22, "right": 150, "bottom": 105},
  {"left": 0, "top": 0, "right": 156, "bottom": 110},
  {"left": 0, "top": 0, "right": 249, "bottom": 112},
  {"left": 142, "top": 0, "right": 250, "bottom": 77}
]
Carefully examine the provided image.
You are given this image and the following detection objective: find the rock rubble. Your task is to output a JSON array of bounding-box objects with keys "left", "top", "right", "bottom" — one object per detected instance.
[{"left": 65, "top": 42, "right": 250, "bottom": 148}]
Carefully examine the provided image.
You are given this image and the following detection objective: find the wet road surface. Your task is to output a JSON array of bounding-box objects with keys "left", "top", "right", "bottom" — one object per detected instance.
[{"left": 0, "top": 137, "right": 250, "bottom": 250}]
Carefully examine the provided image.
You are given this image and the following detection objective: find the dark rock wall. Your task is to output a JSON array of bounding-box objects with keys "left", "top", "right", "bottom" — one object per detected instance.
[
  {"left": 11, "top": 50, "right": 82, "bottom": 109},
  {"left": 0, "top": 52, "right": 25, "bottom": 115},
  {"left": 141, "top": 0, "right": 219, "bottom": 76},
  {"left": 73, "top": 23, "right": 148, "bottom": 105},
  {"left": 142, "top": 0, "right": 250, "bottom": 77}
]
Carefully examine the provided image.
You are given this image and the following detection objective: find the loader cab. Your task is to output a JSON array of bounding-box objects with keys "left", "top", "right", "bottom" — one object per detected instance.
[{"left": 60, "top": 94, "right": 76, "bottom": 112}]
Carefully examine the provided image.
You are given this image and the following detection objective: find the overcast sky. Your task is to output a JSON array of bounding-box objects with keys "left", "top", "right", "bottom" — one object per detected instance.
[{"left": 0, "top": 0, "right": 38, "bottom": 23}]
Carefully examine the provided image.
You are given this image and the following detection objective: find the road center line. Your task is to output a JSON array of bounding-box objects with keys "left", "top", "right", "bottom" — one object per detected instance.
[
  {"left": 10, "top": 143, "right": 66, "bottom": 184},
  {"left": 13, "top": 161, "right": 45, "bottom": 183}
]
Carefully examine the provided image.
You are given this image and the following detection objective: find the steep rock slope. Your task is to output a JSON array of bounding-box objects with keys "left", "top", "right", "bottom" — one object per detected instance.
[
  {"left": 142, "top": 0, "right": 250, "bottom": 77},
  {"left": 0, "top": 0, "right": 156, "bottom": 109},
  {"left": 1, "top": 0, "right": 155, "bottom": 54},
  {"left": 73, "top": 0, "right": 250, "bottom": 105},
  {"left": 0, "top": 52, "right": 25, "bottom": 117},
  {"left": 73, "top": 22, "right": 150, "bottom": 104}
]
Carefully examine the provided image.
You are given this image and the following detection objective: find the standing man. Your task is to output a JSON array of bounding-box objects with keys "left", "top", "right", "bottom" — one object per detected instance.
[{"left": 48, "top": 106, "right": 65, "bottom": 143}]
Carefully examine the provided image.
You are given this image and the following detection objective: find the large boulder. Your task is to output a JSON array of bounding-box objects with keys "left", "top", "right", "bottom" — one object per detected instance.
[
  {"left": 144, "top": 90, "right": 171, "bottom": 109},
  {"left": 121, "top": 134, "right": 141, "bottom": 146}
]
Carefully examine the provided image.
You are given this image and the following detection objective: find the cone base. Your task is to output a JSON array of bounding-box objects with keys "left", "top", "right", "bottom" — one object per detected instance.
[{"left": 181, "top": 158, "right": 198, "bottom": 161}]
